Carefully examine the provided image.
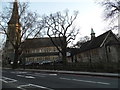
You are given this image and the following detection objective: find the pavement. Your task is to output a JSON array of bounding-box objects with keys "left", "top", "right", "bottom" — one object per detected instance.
[{"left": 3, "top": 68, "right": 120, "bottom": 78}]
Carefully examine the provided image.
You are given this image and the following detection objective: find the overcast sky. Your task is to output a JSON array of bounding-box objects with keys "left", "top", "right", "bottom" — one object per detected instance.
[{"left": 0, "top": 0, "right": 117, "bottom": 46}]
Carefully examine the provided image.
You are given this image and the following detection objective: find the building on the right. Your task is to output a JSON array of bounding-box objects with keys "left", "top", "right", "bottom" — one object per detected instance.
[{"left": 68, "top": 30, "right": 120, "bottom": 63}]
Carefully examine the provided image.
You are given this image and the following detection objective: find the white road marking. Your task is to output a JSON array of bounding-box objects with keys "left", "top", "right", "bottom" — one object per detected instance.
[
  {"left": 25, "top": 75, "right": 35, "bottom": 79},
  {"left": 26, "top": 74, "right": 46, "bottom": 77},
  {"left": 60, "top": 77, "right": 110, "bottom": 85},
  {"left": 17, "top": 75, "right": 35, "bottom": 79},
  {"left": 11, "top": 71, "right": 27, "bottom": 74},
  {"left": 35, "top": 73, "right": 57, "bottom": 76},
  {"left": 0, "top": 78, "right": 8, "bottom": 83},
  {"left": 17, "top": 84, "right": 54, "bottom": 90},
  {"left": 49, "top": 74, "right": 57, "bottom": 76},
  {"left": 0, "top": 76, "right": 17, "bottom": 83},
  {"left": 17, "top": 75, "right": 25, "bottom": 77}
]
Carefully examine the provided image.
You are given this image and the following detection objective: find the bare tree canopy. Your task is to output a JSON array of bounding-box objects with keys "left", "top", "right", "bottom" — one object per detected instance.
[
  {"left": 43, "top": 10, "right": 79, "bottom": 64},
  {"left": 101, "top": 0, "right": 120, "bottom": 19},
  {"left": 0, "top": 1, "right": 44, "bottom": 69},
  {"left": 0, "top": 2, "right": 44, "bottom": 41},
  {"left": 74, "top": 36, "right": 90, "bottom": 48},
  {"left": 98, "top": 0, "right": 120, "bottom": 30}
]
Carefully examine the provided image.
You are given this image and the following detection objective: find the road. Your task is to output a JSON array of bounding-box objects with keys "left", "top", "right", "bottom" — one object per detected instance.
[{"left": 1, "top": 69, "right": 119, "bottom": 90}]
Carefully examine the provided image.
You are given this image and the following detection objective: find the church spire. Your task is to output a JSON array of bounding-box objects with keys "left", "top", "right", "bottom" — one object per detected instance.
[
  {"left": 91, "top": 28, "right": 95, "bottom": 40},
  {"left": 7, "top": 0, "right": 21, "bottom": 45},
  {"left": 8, "top": 0, "right": 20, "bottom": 25}
]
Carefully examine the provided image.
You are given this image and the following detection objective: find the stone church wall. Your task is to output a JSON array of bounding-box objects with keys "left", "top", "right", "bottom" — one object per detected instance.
[{"left": 73, "top": 44, "right": 120, "bottom": 63}]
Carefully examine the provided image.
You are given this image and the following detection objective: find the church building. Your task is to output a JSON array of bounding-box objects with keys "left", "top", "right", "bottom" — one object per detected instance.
[
  {"left": 67, "top": 29, "right": 120, "bottom": 63},
  {"left": 2, "top": 0, "right": 62, "bottom": 66},
  {"left": 2, "top": 0, "right": 21, "bottom": 66},
  {"left": 2, "top": 0, "right": 120, "bottom": 67}
]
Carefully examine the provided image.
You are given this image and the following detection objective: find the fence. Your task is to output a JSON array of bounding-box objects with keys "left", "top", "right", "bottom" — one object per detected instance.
[{"left": 24, "top": 62, "right": 119, "bottom": 73}]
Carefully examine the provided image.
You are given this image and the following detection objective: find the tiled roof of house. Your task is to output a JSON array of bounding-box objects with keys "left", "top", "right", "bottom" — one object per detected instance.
[
  {"left": 22, "top": 37, "right": 62, "bottom": 49},
  {"left": 79, "top": 30, "right": 120, "bottom": 52}
]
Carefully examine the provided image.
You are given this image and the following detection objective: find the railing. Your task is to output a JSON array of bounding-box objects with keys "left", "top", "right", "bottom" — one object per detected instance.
[{"left": 20, "top": 62, "right": 119, "bottom": 73}]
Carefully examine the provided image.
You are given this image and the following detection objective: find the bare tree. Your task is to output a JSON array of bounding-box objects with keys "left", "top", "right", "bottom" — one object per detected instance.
[
  {"left": 98, "top": 0, "right": 120, "bottom": 30},
  {"left": 43, "top": 10, "right": 79, "bottom": 65},
  {"left": 74, "top": 36, "right": 90, "bottom": 48},
  {"left": 0, "top": 1, "right": 44, "bottom": 69}
]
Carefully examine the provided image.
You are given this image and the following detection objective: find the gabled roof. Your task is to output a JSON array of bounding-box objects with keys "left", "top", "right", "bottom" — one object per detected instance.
[
  {"left": 79, "top": 30, "right": 120, "bottom": 52},
  {"left": 22, "top": 37, "right": 62, "bottom": 49}
]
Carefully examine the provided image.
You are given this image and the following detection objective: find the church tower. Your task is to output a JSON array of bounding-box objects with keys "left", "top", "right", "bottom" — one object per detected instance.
[
  {"left": 3, "top": 0, "right": 21, "bottom": 64},
  {"left": 6, "top": 0, "right": 21, "bottom": 49}
]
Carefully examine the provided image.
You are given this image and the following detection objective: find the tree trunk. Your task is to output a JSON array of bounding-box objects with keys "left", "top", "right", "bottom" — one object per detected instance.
[
  {"left": 62, "top": 50, "right": 67, "bottom": 65},
  {"left": 12, "top": 48, "right": 19, "bottom": 69},
  {"left": 62, "top": 38, "right": 67, "bottom": 65}
]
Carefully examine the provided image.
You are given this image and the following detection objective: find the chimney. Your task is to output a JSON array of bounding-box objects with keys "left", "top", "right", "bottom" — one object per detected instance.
[{"left": 91, "top": 28, "right": 95, "bottom": 40}]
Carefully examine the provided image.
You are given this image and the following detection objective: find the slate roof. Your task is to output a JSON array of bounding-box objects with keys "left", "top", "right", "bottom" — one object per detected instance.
[
  {"left": 79, "top": 30, "right": 120, "bottom": 53},
  {"left": 22, "top": 37, "right": 62, "bottom": 49}
]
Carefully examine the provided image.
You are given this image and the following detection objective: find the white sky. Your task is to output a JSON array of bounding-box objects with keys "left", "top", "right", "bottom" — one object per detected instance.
[
  {"left": 0, "top": 0, "right": 118, "bottom": 46},
  {"left": 28, "top": 0, "right": 107, "bottom": 36},
  {"left": 31, "top": 0, "right": 119, "bottom": 37}
]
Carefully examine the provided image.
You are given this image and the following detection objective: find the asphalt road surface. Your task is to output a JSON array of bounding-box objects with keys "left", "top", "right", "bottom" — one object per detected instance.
[{"left": 1, "top": 69, "right": 119, "bottom": 90}]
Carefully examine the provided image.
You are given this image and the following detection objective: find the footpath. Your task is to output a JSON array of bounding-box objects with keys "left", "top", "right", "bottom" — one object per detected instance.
[
  {"left": 25, "top": 69, "right": 120, "bottom": 78},
  {"left": 3, "top": 68, "right": 120, "bottom": 78}
]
